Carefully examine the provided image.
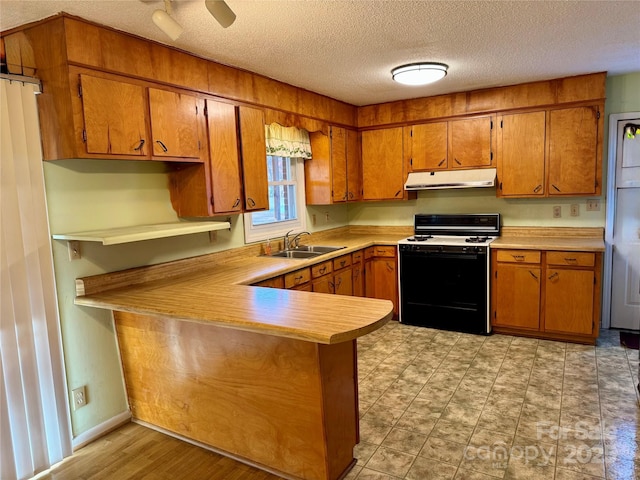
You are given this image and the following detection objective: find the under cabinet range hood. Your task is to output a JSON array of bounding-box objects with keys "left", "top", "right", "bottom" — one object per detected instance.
[{"left": 404, "top": 168, "right": 497, "bottom": 190}]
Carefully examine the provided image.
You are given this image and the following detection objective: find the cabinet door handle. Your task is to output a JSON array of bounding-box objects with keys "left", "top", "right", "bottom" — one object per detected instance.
[
  {"left": 340, "top": 260, "right": 346, "bottom": 267},
  {"left": 533, "top": 185, "right": 542, "bottom": 193},
  {"left": 319, "top": 266, "right": 326, "bottom": 274},
  {"left": 156, "top": 140, "right": 168, "bottom": 152},
  {"left": 529, "top": 271, "right": 538, "bottom": 280},
  {"left": 349, "top": 191, "right": 354, "bottom": 199},
  {"left": 134, "top": 139, "right": 145, "bottom": 151},
  {"left": 564, "top": 257, "right": 577, "bottom": 262},
  {"left": 438, "top": 158, "right": 446, "bottom": 166},
  {"left": 232, "top": 198, "right": 240, "bottom": 208},
  {"left": 335, "top": 278, "right": 342, "bottom": 288},
  {"left": 247, "top": 197, "right": 256, "bottom": 207},
  {"left": 395, "top": 190, "right": 401, "bottom": 197},
  {"left": 552, "top": 184, "right": 561, "bottom": 192},
  {"left": 512, "top": 255, "right": 525, "bottom": 261},
  {"left": 454, "top": 158, "right": 462, "bottom": 165},
  {"left": 295, "top": 275, "right": 304, "bottom": 283},
  {"left": 548, "top": 272, "right": 559, "bottom": 280},
  {"left": 386, "top": 262, "right": 394, "bottom": 272}
]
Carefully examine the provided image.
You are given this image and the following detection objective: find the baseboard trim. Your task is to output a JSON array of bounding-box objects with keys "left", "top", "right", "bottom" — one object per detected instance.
[{"left": 72, "top": 410, "right": 131, "bottom": 451}]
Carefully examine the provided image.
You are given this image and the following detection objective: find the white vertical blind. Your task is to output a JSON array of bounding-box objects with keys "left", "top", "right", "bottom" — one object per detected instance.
[{"left": 1, "top": 79, "right": 72, "bottom": 479}]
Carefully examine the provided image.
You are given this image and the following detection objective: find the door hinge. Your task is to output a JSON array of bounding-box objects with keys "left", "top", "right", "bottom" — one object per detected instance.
[
  {"left": 596, "top": 110, "right": 600, "bottom": 120},
  {"left": 495, "top": 270, "right": 497, "bottom": 278},
  {"left": 410, "top": 158, "right": 413, "bottom": 166},
  {"left": 490, "top": 120, "right": 493, "bottom": 129},
  {"left": 204, "top": 103, "right": 208, "bottom": 117},
  {"left": 494, "top": 311, "right": 497, "bottom": 318},
  {"left": 500, "top": 120, "right": 503, "bottom": 128},
  {"left": 196, "top": 105, "right": 198, "bottom": 115},
  {"left": 499, "top": 181, "right": 503, "bottom": 191},
  {"left": 198, "top": 140, "right": 201, "bottom": 150},
  {"left": 82, "top": 129, "right": 87, "bottom": 142},
  {"left": 490, "top": 152, "right": 493, "bottom": 161},
  {"left": 329, "top": 127, "right": 333, "bottom": 139},
  {"left": 78, "top": 83, "right": 83, "bottom": 97},
  {"left": 410, "top": 129, "right": 413, "bottom": 137}
]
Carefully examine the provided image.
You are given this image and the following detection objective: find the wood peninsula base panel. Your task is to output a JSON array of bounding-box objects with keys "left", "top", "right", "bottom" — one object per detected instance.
[{"left": 114, "top": 312, "right": 358, "bottom": 480}]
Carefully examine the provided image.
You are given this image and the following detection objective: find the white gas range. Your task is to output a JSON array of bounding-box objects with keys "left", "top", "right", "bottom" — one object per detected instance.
[{"left": 397, "top": 213, "right": 501, "bottom": 335}]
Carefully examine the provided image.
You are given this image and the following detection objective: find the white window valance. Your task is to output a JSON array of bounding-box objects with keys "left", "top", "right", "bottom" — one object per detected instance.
[{"left": 264, "top": 123, "right": 312, "bottom": 159}]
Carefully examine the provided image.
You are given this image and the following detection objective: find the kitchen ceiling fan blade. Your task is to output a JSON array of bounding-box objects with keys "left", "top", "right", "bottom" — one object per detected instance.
[{"left": 205, "top": 0, "right": 236, "bottom": 28}]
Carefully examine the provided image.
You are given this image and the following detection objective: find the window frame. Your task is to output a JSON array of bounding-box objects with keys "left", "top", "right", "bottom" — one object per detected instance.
[{"left": 243, "top": 156, "right": 307, "bottom": 244}]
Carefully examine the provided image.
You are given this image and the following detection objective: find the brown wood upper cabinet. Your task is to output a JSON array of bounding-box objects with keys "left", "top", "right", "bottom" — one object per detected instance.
[
  {"left": 496, "top": 111, "right": 546, "bottom": 196},
  {"left": 497, "top": 105, "right": 602, "bottom": 198},
  {"left": 406, "top": 122, "right": 448, "bottom": 171},
  {"left": 361, "top": 127, "right": 414, "bottom": 201},
  {"left": 148, "top": 88, "right": 202, "bottom": 159},
  {"left": 306, "top": 126, "right": 361, "bottom": 205},
  {"left": 78, "top": 73, "right": 204, "bottom": 161},
  {"left": 238, "top": 105, "right": 269, "bottom": 211},
  {"left": 407, "top": 115, "right": 493, "bottom": 172},
  {"left": 448, "top": 115, "right": 494, "bottom": 169},
  {"left": 170, "top": 102, "right": 268, "bottom": 216},
  {"left": 547, "top": 106, "right": 601, "bottom": 196}
]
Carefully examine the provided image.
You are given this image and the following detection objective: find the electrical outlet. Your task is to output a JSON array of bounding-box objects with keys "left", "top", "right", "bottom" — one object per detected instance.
[
  {"left": 586, "top": 198, "right": 601, "bottom": 211},
  {"left": 570, "top": 204, "right": 579, "bottom": 217},
  {"left": 67, "top": 241, "right": 81, "bottom": 261},
  {"left": 312, "top": 214, "right": 317, "bottom": 226},
  {"left": 324, "top": 212, "right": 330, "bottom": 223},
  {"left": 553, "top": 206, "right": 561, "bottom": 218},
  {"left": 72, "top": 386, "right": 87, "bottom": 410}
]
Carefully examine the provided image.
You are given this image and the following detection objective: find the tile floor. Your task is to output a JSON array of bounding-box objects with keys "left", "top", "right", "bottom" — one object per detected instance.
[{"left": 346, "top": 323, "right": 640, "bottom": 480}]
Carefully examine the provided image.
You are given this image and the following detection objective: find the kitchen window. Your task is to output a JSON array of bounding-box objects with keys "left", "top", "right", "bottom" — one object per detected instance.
[{"left": 243, "top": 155, "right": 307, "bottom": 243}]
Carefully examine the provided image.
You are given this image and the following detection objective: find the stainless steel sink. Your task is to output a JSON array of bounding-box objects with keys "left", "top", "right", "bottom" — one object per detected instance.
[
  {"left": 266, "top": 245, "right": 345, "bottom": 259},
  {"left": 270, "top": 250, "right": 323, "bottom": 259},
  {"left": 290, "top": 245, "right": 345, "bottom": 254}
]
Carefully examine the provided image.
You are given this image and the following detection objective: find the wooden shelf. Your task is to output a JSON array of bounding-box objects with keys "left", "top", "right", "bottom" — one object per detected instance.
[{"left": 52, "top": 221, "right": 230, "bottom": 245}]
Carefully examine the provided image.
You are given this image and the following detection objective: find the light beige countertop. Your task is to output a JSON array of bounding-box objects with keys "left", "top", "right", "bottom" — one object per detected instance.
[
  {"left": 74, "top": 226, "right": 605, "bottom": 343},
  {"left": 75, "top": 230, "right": 407, "bottom": 344},
  {"left": 490, "top": 226, "right": 605, "bottom": 252}
]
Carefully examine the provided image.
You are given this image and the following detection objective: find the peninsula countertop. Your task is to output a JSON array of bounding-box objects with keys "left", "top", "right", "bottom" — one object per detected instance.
[{"left": 74, "top": 231, "right": 407, "bottom": 344}]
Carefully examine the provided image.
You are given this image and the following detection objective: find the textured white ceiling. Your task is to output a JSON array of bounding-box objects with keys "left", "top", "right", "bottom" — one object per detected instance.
[{"left": 1, "top": 0, "right": 639, "bottom": 106}]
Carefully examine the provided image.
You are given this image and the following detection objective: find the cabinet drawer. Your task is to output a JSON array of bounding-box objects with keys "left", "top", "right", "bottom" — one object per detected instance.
[
  {"left": 546, "top": 251, "right": 595, "bottom": 267},
  {"left": 352, "top": 251, "right": 363, "bottom": 263},
  {"left": 284, "top": 268, "right": 311, "bottom": 288},
  {"left": 365, "top": 245, "right": 396, "bottom": 259},
  {"left": 311, "top": 261, "right": 333, "bottom": 278},
  {"left": 496, "top": 250, "right": 541, "bottom": 264},
  {"left": 333, "top": 255, "right": 352, "bottom": 270}
]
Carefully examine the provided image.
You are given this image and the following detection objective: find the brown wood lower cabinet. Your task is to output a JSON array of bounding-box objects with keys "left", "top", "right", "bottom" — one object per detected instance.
[
  {"left": 251, "top": 247, "right": 397, "bottom": 309},
  {"left": 364, "top": 246, "right": 398, "bottom": 317},
  {"left": 491, "top": 249, "right": 601, "bottom": 344},
  {"left": 115, "top": 311, "right": 358, "bottom": 480}
]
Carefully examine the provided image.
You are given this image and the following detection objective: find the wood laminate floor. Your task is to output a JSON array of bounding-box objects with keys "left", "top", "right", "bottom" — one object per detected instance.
[{"left": 38, "top": 422, "right": 281, "bottom": 480}]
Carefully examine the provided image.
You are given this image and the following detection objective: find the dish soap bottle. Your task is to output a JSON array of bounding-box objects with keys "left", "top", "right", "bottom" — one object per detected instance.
[{"left": 265, "top": 239, "right": 272, "bottom": 255}]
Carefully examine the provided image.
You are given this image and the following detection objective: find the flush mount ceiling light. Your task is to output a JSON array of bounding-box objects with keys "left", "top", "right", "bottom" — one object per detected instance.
[
  {"left": 391, "top": 63, "right": 448, "bottom": 86},
  {"left": 151, "top": 0, "right": 236, "bottom": 41}
]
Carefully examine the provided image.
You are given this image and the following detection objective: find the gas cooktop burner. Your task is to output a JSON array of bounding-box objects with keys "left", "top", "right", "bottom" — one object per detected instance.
[
  {"left": 407, "top": 235, "right": 433, "bottom": 242},
  {"left": 465, "top": 236, "right": 490, "bottom": 243}
]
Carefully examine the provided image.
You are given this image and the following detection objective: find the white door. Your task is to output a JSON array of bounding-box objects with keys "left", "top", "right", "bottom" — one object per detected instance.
[{"left": 610, "top": 116, "right": 640, "bottom": 330}]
